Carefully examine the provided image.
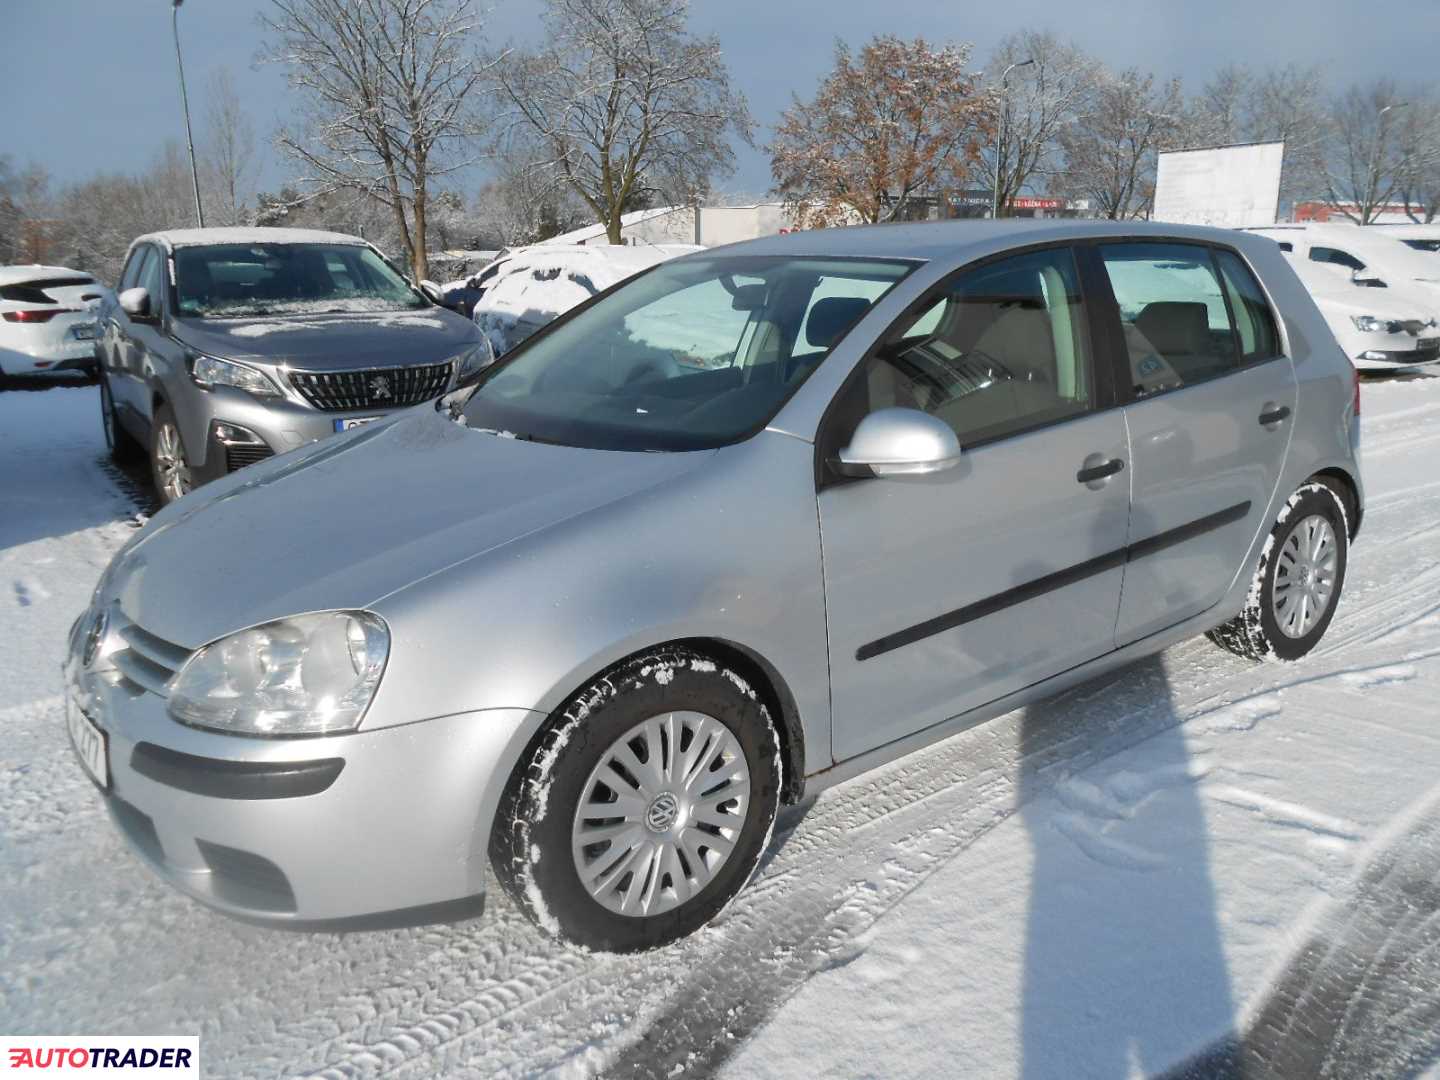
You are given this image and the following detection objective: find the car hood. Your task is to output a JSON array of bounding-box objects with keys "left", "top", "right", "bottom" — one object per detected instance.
[
  {"left": 173, "top": 308, "right": 478, "bottom": 369},
  {"left": 105, "top": 408, "right": 711, "bottom": 648}
]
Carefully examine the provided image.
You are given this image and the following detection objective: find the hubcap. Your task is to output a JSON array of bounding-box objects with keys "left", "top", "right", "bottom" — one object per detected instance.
[
  {"left": 1272, "top": 513, "right": 1338, "bottom": 639},
  {"left": 155, "top": 422, "right": 191, "bottom": 502},
  {"left": 572, "top": 711, "right": 750, "bottom": 918}
]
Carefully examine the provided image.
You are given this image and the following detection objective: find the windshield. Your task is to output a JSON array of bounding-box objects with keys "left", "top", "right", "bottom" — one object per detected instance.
[
  {"left": 457, "top": 254, "right": 914, "bottom": 451},
  {"left": 173, "top": 243, "right": 425, "bottom": 318}
]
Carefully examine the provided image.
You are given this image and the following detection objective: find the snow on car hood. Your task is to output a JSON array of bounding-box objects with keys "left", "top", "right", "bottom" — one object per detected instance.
[
  {"left": 103, "top": 408, "right": 710, "bottom": 648},
  {"left": 173, "top": 308, "right": 478, "bottom": 370}
]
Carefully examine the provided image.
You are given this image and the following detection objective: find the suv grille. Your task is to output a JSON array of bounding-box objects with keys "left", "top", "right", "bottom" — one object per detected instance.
[{"left": 289, "top": 363, "right": 452, "bottom": 412}]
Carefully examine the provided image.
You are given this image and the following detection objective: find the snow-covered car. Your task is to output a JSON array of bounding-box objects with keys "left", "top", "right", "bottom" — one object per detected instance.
[
  {"left": 1372, "top": 222, "right": 1440, "bottom": 254},
  {"left": 1247, "top": 223, "right": 1440, "bottom": 324},
  {"left": 69, "top": 221, "right": 1363, "bottom": 952},
  {"left": 0, "top": 265, "right": 111, "bottom": 378},
  {"left": 96, "top": 227, "right": 485, "bottom": 506},
  {"left": 1285, "top": 258, "right": 1438, "bottom": 372},
  {"left": 471, "top": 243, "right": 700, "bottom": 357}
]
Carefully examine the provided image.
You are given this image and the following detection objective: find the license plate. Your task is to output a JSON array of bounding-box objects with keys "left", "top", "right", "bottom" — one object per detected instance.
[
  {"left": 334, "top": 416, "right": 381, "bottom": 432},
  {"left": 66, "top": 697, "right": 109, "bottom": 789},
  {"left": 1418, "top": 338, "right": 1439, "bottom": 351},
  {"left": 71, "top": 323, "right": 95, "bottom": 340}
]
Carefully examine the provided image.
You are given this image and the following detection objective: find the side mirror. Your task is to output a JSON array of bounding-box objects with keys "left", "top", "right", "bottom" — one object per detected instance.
[
  {"left": 1352, "top": 271, "right": 1387, "bottom": 289},
  {"left": 118, "top": 286, "right": 153, "bottom": 321},
  {"left": 419, "top": 279, "right": 444, "bottom": 304},
  {"left": 832, "top": 407, "right": 962, "bottom": 478}
]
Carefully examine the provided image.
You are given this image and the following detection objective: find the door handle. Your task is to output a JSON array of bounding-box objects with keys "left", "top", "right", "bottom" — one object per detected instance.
[
  {"left": 1258, "top": 405, "right": 1292, "bottom": 426},
  {"left": 1076, "top": 458, "right": 1125, "bottom": 484}
]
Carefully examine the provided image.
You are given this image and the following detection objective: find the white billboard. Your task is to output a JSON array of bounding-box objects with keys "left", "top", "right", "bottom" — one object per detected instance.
[{"left": 1153, "top": 141, "right": 1285, "bottom": 229}]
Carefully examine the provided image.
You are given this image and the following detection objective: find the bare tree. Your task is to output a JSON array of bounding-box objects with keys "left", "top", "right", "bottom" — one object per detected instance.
[
  {"left": 1396, "top": 93, "right": 1440, "bottom": 222},
  {"left": 201, "top": 68, "right": 259, "bottom": 226},
  {"left": 1059, "top": 67, "right": 1184, "bottom": 220},
  {"left": 985, "top": 30, "right": 1099, "bottom": 216},
  {"left": 472, "top": 152, "right": 591, "bottom": 246},
  {"left": 770, "top": 36, "right": 991, "bottom": 228},
  {"left": 0, "top": 157, "right": 52, "bottom": 265},
  {"left": 1185, "top": 64, "right": 1254, "bottom": 146},
  {"left": 1320, "top": 80, "right": 1415, "bottom": 224},
  {"left": 260, "top": 0, "right": 492, "bottom": 281},
  {"left": 494, "top": 0, "right": 750, "bottom": 245}
]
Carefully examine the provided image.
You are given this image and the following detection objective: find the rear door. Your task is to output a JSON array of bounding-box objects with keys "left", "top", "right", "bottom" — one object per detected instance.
[
  {"left": 1092, "top": 242, "right": 1296, "bottom": 646},
  {"left": 818, "top": 245, "right": 1131, "bottom": 762}
]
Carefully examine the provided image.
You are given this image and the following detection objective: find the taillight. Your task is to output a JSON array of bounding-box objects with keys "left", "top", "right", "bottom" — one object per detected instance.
[{"left": 2, "top": 308, "right": 77, "bottom": 323}]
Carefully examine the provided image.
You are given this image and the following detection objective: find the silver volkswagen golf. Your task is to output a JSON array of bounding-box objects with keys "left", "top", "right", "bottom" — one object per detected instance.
[{"left": 65, "top": 221, "right": 1362, "bottom": 952}]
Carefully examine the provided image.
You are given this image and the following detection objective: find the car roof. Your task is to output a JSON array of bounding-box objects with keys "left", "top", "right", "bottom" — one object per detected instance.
[
  {"left": 131, "top": 226, "right": 370, "bottom": 252},
  {"left": 0, "top": 264, "right": 95, "bottom": 287},
  {"left": 702, "top": 218, "right": 1274, "bottom": 263}
]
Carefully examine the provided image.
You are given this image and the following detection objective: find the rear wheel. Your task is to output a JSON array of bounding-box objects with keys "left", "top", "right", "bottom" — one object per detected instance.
[
  {"left": 490, "top": 647, "right": 782, "bottom": 952},
  {"left": 1207, "top": 481, "right": 1349, "bottom": 662},
  {"left": 100, "top": 375, "right": 143, "bottom": 464},
  {"left": 149, "top": 402, "right": 193, "bottom": 505}
]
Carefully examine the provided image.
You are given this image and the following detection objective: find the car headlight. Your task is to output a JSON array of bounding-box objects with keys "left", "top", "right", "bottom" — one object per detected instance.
[
  {"left": 1351, "top": 315, "right": 1400, "bottom": 334},
  {"left": 168, "top": 611, "right": 389, "bottom": 736},
  {"left": 190, "top": 353, "right": 283, "bottom": 397},
  {"left": 454, "top": 340, "right": 495, "bottom": 382}
]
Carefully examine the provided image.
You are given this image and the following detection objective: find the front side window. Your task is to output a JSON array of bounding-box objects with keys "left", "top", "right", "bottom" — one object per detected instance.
[
  {"left": 1099, "top": 243, "right": 1240, "bottom": 397},
  {"left": 834, "top": 246, "right": 1094, "bottom": 450},
  {"left": 136, "top": 247, "right": 165, "bottom": 312},
  {"left": 118, "top": 247, "right": 148, "bottom": 292},
  {"left": 1309, "top": 246, "right": 1365, "bottom": 272},
  {"left": 459, "top": 255, "right": 914, "bottom": 451},
  {"left": 172, "top": 243, "right": 424, "bottom": 318}
]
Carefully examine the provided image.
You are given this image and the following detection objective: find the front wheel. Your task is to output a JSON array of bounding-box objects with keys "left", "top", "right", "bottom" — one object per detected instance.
[
  {"left": 491, "top": 647, "right": 782, "bottom": 952},
  {"left": 149, "top": 402, "right": 193, "bottom": 506},
  {"left": 1207, "top": 481, "right": 1349, "bottom": 662}
]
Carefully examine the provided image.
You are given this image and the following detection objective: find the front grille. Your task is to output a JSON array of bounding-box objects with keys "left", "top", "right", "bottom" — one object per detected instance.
[
  {"left": 107, "top": 608, "right": 191, "bottom": 698},
  {"left": 289, "top": 362, "right": 452, "bottom": 411},
  {"left": 226, "top": 444, "right": 275, "bottom": 472}
]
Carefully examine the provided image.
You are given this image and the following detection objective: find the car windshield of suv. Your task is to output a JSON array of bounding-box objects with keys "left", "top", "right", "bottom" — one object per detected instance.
[
  {"left": 173, "top": 243, "right": 425, "bottom": 318},
  {"left": 458, "top": 255, "right": 913, "bottom": 451}
]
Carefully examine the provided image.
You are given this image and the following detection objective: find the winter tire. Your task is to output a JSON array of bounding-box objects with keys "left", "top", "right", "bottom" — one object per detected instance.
[
  {"left": 149, "top": 402, "right": 193, "bottom": 506},
  {"left": 1207, "top": 480, "right": 1349, "bottom": 662},
  {"left": 100, "top": 374, "right": 144, "bottom": 464},
  {"left": 490, "top": 646, "right": 782, "bottom": 952}
]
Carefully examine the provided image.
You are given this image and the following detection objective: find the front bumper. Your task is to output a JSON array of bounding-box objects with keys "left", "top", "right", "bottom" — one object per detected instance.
[
  {"left": 64, "top": 637, "right": 536, "bottom": 924},
  {"left": 1353, "top": 343, "right": 1440, "bottom": 371}
]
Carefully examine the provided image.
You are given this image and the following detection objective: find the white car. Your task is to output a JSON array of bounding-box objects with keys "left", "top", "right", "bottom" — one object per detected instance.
[
  {"left": 1246, "top": 224, "right": 1440, "bottom": 320},
  {"left": 1287, "top": 259, "right": 1438, "bottom": 372},
  {"left": 0, "top": 265, "right": 112, "bottom": 377},
  {"left": 471, "top": 244, "right": 700, "bottom": 357},
  {"left": 1371, "top": 222, "right": 1440, "bottom": 255}
]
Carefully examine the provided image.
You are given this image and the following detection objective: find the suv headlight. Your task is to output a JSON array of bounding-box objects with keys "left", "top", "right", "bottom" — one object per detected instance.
[
  {"left": 168, "top": 611, "right": 389, "bottom": 736},
  {"left": 454, "top": 340, "right": 494, "bottom": 382},
  {"left": 1351, "top": 315, "right": 1400, "bottom": 334},
  {"left": 190, "top": 353, "right": 283, "bottom": 397}
]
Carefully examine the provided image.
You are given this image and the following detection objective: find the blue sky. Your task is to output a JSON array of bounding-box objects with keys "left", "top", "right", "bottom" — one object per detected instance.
[{"left": 4, "top": 0, "right": 1436, "bottom": 197}]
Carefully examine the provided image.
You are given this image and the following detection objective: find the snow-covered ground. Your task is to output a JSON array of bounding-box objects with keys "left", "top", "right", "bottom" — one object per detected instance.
[{"left": 2, "top": 376, "right": 1439, "bottom": 1078}]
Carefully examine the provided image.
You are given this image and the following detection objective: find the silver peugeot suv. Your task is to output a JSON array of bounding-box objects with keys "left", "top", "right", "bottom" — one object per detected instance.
[
  {"left": 66, "top": 221, "right": 1362, "bottom": 952},
  {"left": 96, "top": 228, "right": 487, "bottom": 505}
]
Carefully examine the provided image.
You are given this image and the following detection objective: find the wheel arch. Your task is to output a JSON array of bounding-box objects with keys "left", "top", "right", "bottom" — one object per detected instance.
[{"left": 1310, "top": 466, "right": 1362, "bottom": 539}]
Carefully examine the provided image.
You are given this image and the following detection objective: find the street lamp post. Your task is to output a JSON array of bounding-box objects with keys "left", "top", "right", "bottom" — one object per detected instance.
[
  {"left": 992, "top": 58, "right": 1035, "bottom": 219},
  {"left": 1365, "top": 101, "right": 1407, "bottom": 224},
  {"left": 171, "top": 0, "right": 205, "bottom": 228}
]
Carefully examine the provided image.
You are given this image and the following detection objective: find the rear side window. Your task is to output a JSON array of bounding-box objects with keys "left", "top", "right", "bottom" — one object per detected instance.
[
  {"left": 1098, "top": 243, "right": 1240, "bottom": 397},
  {"left": 1214, "top": 251, "right": 1281, "bottom": 362}
]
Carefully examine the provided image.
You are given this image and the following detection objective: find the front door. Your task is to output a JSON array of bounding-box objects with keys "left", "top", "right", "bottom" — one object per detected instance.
[
  {"left": 818, "top": 245, "right": 1131, "bottom": 763},
  {"left": 1092, "top": 242, "right": 1297, "bottom": 645}
]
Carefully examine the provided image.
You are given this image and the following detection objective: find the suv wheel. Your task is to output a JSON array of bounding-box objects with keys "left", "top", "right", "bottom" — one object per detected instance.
[
  {"left": 491, "top": 647, "right": 782, "bottom": 952},
  {"left": 1207, "top": 481, "right": 1349, "bottom": 662},
  {"left": 149, "top": 402, "right": 193, "bottom": 505},
  {"left": 100, "top": 375, "right": 144, "bottom": 464}
]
